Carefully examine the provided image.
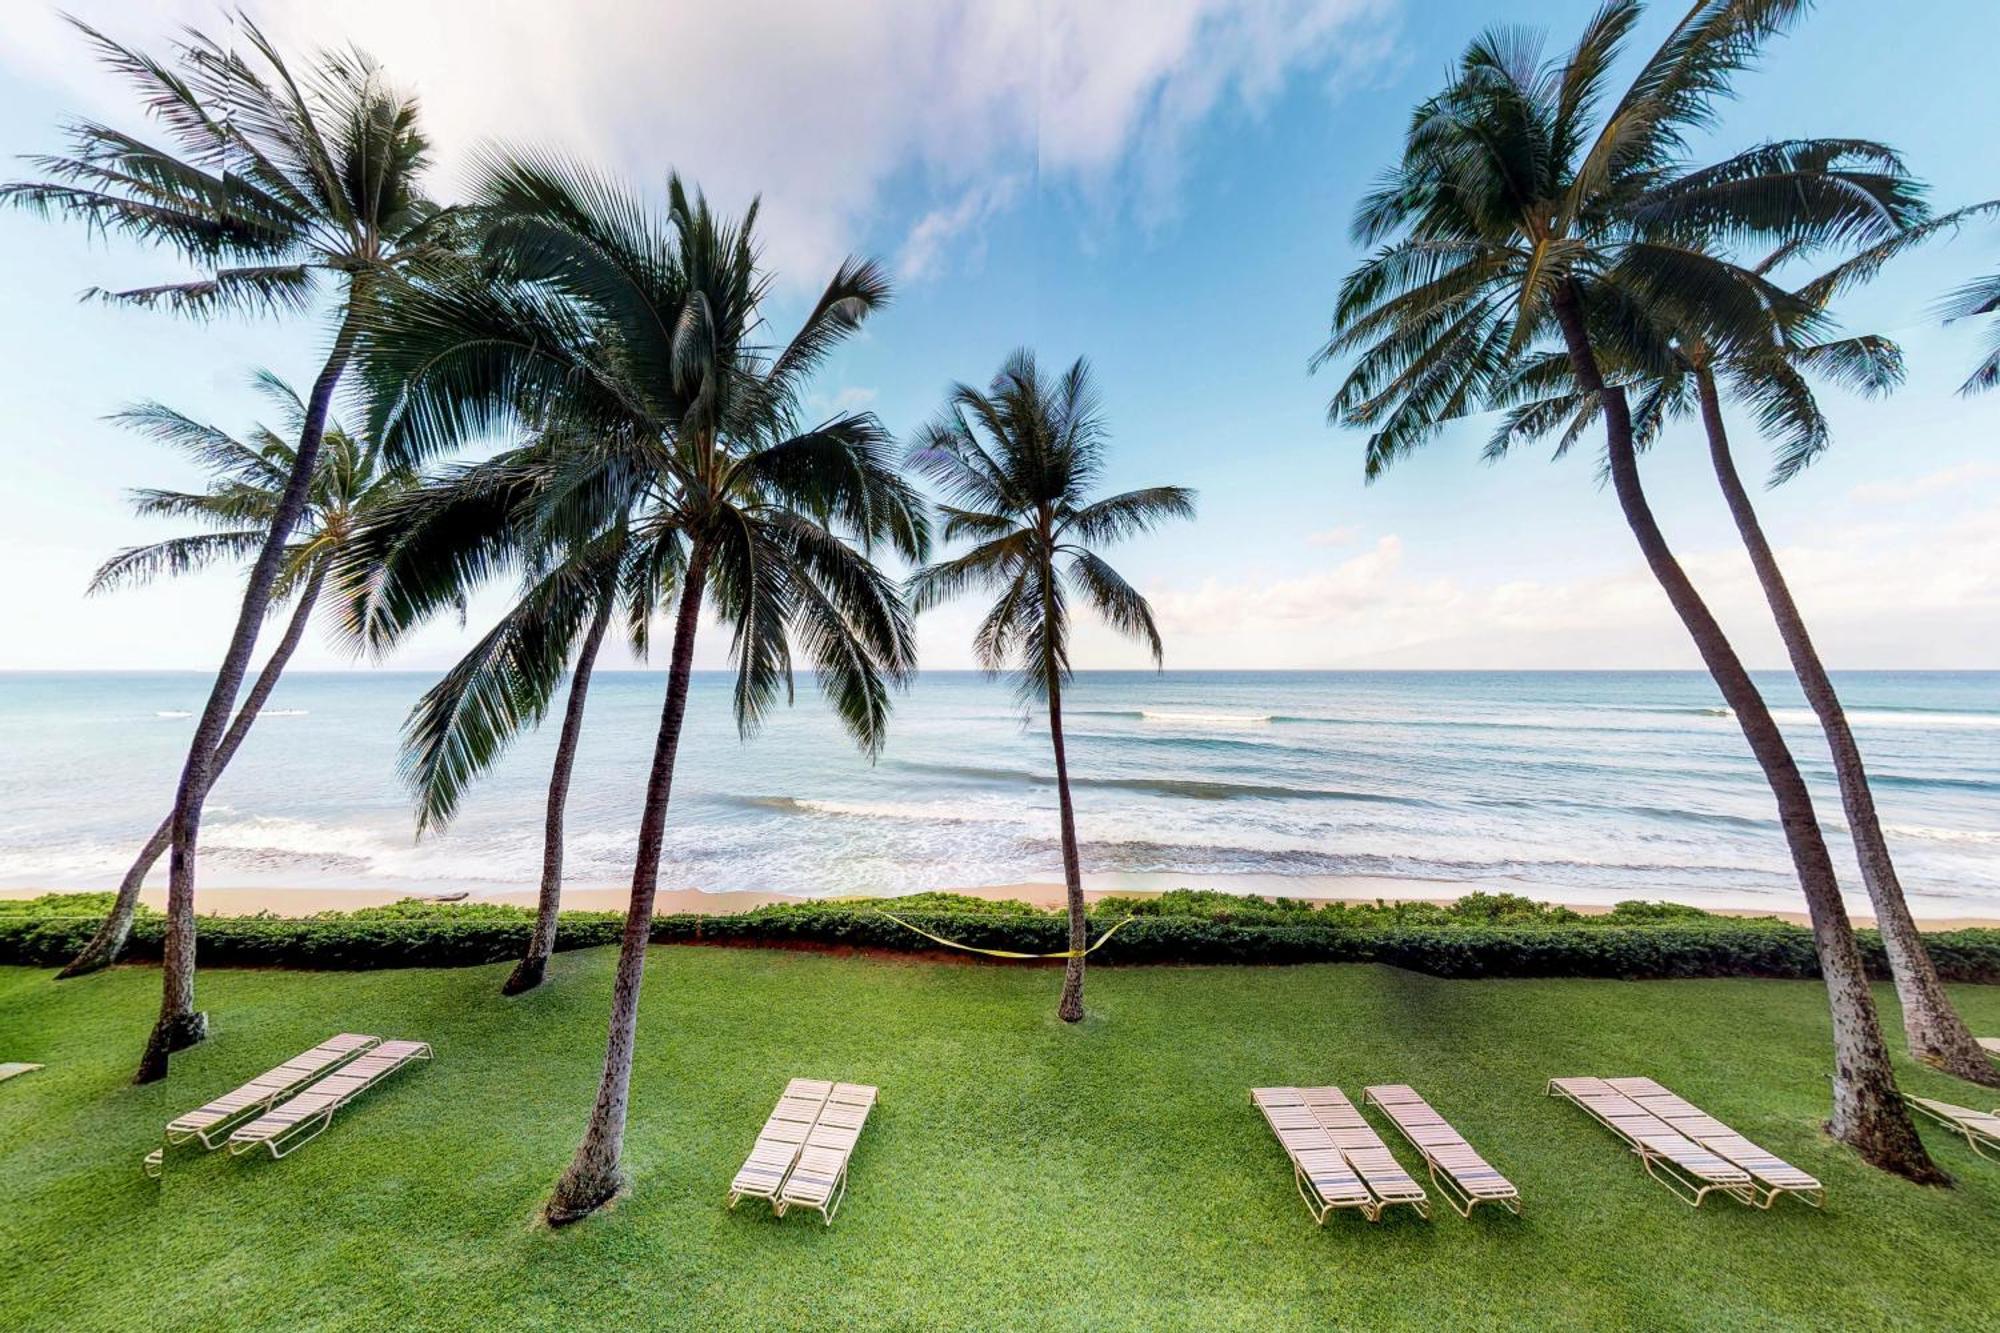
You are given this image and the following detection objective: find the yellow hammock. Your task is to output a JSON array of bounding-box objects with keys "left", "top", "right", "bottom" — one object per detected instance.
[{"left": 873, "top": 910, "right": 1138, "bottom": 960}]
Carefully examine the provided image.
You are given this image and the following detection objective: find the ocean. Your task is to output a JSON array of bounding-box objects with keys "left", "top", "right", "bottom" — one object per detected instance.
[{"left": 1, "top": 670, "right": 1995, "bottom": 916}]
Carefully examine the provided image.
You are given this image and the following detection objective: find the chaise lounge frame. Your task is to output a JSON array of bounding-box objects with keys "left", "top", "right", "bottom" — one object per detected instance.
[
  {"left": 1600, "top": 1077, "right": 1822, "bottom": 1210},
  {"left": 727, "top": 1078, "right": 834, "bottom": 1213},
  {"left": 144, "top": 1033, "right": 380, "bottom": 1177},
  {"left": 775, "top": 1082, "right": 878, "bottom": 1226},
  {"left": 1908, "top": 1095, "right": 2000, "bottom": 1162},
  {"left": 1251, "top": 1087, "right": 1378, "bottom": 1224},
  {"left": 225, "top": 1039, "right": 432, "bottom": 1160},
  {"left": 1548, "top": 1077, "right": 1759, "bottom": 1209},
  {"left": 1364, "top": 1084, "right": 1521, "bottom": 1218}
]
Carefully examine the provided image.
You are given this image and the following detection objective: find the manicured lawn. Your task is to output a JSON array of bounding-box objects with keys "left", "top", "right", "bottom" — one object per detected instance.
[{"left": 3, "top": 949, "right": 1998, "bottom": 1330}]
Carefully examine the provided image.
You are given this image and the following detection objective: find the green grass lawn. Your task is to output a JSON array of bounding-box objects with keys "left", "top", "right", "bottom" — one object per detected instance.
[{"left": 4, "top": 949, "right": 1999, "bottom": 1331}]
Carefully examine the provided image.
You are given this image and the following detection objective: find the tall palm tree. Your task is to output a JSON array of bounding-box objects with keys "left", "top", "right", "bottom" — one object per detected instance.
[
  {"left": 2, "top": 17, "right": 451, "bottom": 1081},
  {"left": 1492, "top": 258, "right": 2000, "bottom": 1088},
  {"left": 60, "top": 375, "right": 411, "bottom": 979},
  {"left": 906, "top": 352, "right": 1195, "bottom": 1022},
  {"left": 356, "top": 156, "right": 930, "bottom": 1222},
  {"left": 339, "top": 436, "right": 658, "bottom": 996},
  {"left": 1313, "top": 0, "right": 1941, "bottom": 1178}
]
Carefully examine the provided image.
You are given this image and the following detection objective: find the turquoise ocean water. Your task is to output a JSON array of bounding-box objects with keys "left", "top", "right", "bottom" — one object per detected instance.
[{"left": 0, "top": 670, "right": 1994, "bottom": 915}]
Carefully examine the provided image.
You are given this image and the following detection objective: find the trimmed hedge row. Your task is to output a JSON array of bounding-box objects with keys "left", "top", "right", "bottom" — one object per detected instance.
[{"left": 6, "top": 898, "right": 2000, "bottom": 983}]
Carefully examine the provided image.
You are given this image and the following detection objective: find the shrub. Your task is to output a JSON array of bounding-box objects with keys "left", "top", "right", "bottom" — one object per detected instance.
[{"left": 5, "top": 892, "right": 1997, "bottom": 985}]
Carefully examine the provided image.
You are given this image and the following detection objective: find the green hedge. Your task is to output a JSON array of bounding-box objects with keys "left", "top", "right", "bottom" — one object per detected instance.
[{"left": 5, "top": 891, "right": 1999, "bottom": 983}]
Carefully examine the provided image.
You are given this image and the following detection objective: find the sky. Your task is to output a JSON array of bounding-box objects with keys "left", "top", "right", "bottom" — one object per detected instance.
[{"left": 0, "top": 0, "right": 1995, "bottom": 674}]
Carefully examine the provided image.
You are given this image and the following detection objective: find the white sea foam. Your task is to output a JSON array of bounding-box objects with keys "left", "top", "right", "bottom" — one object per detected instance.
[
  {"left": 154, "top": 710, "right": 192, "bottom": 719},
  {"left": 264, "top": 709, "right": 310, "bottom": 718},
  {"left": 1770, "top": 708, "right": 2000, "bottom": 729},
  {"left": 1140, "top": 710, "right": 1273, "bottom": 725},
  {"left": 1882, "top": 824, "right": 2000, "bottom": 846}
]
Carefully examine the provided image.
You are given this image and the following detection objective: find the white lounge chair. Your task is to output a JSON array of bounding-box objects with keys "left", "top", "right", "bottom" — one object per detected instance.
[
  {"left": 0, "top": 1062, "right": 42, "bottom": 1083},
  {"left": 144, "top": 1033, "right": 379, "bottom": 1177},
  {"left": 776, "top": 1082, "right": 878, "bottom": 1225},
  {"left": 1603, "top": 1077, "right": 1822, "bottom": 1209},
  {"left": 1548, "top": 1077, "right": 1755, "bottom": 1208},
  {"left": 1908, "top": 1096, "right": 2000, "bottom": 1162},
  {"left": 1250, "top": 1087, "right": 1380, "bottom": 1224},
  {"left": 1301, "top": 1086, "right": 1429, "bottom": 1220},
  {"left": 226, "top": 1040, "right": 431, "bottom": 1160},
  {"left": 728, "top": 1078, "right": 833, "bottom": 1212},
  {"left": 1364, "top": 1084, "right": 1520, "bottom": 1217}
]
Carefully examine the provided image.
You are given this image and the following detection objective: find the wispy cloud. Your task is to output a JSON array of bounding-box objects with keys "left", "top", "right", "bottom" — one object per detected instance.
[
  {"left": 0, "top": 1, "right": 1394, "bottom": 285},
  {"left": 1304, "top": 525, "right": 1359, "bottom": 548},
  {"left": 898, "top": 177, "right": 1022, "bottom": 282},
  {"left": 1130, "top": 509, "right": 2000, "bottom": 670},
  {"left": 1848, "top": 460, "right": 2000, "bottom": 505}
]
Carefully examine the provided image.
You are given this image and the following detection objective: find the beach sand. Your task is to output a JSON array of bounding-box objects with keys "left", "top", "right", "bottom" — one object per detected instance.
[{"left": 5, "top": 879, "right": 1996, "bottom": 930}]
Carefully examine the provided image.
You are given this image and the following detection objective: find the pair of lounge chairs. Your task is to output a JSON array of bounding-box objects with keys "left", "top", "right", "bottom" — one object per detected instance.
[
  {"left": 1252, "top": 1085, "right": 1520, "bottom": 1222},
  {"left": 1548, "top": 1076, "right": 1822, "bottom": 1209},
  {"left": 727, "top": 1078, "right": 878, "bottom": 1225},
  {"left": 143, "top": 1033, "right": 431, "bottom": 1177}
]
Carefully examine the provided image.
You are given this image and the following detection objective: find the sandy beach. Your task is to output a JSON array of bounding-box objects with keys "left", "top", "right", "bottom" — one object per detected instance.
[{"left": 7, "top": 879, "right": 1997, "bottom": 930}]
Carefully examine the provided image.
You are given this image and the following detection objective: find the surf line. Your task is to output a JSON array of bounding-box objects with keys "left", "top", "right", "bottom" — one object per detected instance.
[{"left": 873, "top": 910, "right": 1137, "bottom": 960}]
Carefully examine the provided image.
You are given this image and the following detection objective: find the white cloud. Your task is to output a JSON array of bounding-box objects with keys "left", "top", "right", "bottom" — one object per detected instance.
[
  {"left": 1136, "top": 509, "right": 2000, "bottom": 670},
  {"left": 8, "top": 1, "right": 1395, "bottom": 287},
  {"left": 811, "top": 386, "right": 879, "bottom": 417},
  {"left": 898, "top": 177, "right": 1022, "bottom": 281},
  {"left": 1304, "top": 524, "right": 1359, "bottom": 547},
  {"left": 1848, "top": 460, "right": 2000, "bottom": 506}
]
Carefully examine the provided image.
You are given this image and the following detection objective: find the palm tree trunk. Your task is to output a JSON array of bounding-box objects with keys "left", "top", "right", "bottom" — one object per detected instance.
[
  {"left": 546, "top": 547, "right": 709, "bottom": 1225},
  {"left": 60, "top": 566, "right": 328, "bottom": 980},
  {"left": 1695, "top": 368, "right": 1999, "bottom": 1087},
  {"left": 1552, "top": 286, "right": 1941, "bottom": 1182},
  {"left": 135, "top": 317, "right": 357, "bottom": 1084},
  {"left": 504, "top": 588, "right": 616, "bottom": 997},
  {"left": 1047, "top": 671, "right": 1089, "bottom": 1023}
]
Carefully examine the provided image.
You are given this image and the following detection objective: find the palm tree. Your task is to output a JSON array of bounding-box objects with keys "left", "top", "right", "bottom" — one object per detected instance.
[
  {"left": 60, "top": 375, "right": 411, "bottom": 979},
  {"left": 2, "top": 17, "right": 451, "bottom": 1081},
  {"left": 355, "top": 156, "right": 930, "bottom": 1222},
  {"left": 339, "top": 436, "right": 655, "bottom": 996},
  {"left": 1313, "top": 0, "right": 1941, "bottom": 1178},
  {"left": 1492, "top": 257, "right": 2000, "bottom": 1089},
  {"left": 906, "top": 352, "right": 1195, "bottom": 1022}
]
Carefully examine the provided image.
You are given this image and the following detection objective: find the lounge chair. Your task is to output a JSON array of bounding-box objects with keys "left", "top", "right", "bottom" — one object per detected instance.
[
  {"left": 225, "top": 1040, "right": 432, "bottom": 1160},
  {"left": 1908, "top": 1096, "right": 2000, "bottom": 1162},
  {"left": 1602, "top": 1077, "right": 1822, "bottom": 1209},
  {"left": 1979, "top": 1038, "right": 1999, "bottom": 1058},
  {"left": 0, "top": 1062, "right": 42, "bottom": 1083},
  {"left": 728, "top": 1078, "right": 834, "bottom": 1212},
  {"left": 1363, "top": 1084, "right": 1520, "bottom": 1217},
  {"left": 1547, "top": 1077, "right": 1755, "bottom": 1208},
  {"left": 143, "top": 1033, "right": 380, "bottom": 1177},
  {"left": 1300, "top": 1086, "right": 1429, "bottom": 1220},
  {"left": 1249, "top": 1087, "right": 1382, "bottom": 1224},
  {"left": 777, "top": 1082, "right": 878, "bottom": 1225}
]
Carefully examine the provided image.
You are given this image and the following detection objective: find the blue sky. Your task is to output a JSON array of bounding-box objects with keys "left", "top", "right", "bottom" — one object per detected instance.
[{"left": 1, "top": 0, "right": 1995, "bottom": 672}]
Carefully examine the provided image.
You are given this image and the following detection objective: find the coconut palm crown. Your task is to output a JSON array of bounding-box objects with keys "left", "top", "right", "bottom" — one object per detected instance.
[{"left": 906, "top": 351, "right": 1195, "bottom": 698}]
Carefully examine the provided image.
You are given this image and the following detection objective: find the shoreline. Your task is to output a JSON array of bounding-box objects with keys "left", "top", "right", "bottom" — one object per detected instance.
[{"left": 6, "top": 879, "right": 1998, "bottom": 931}]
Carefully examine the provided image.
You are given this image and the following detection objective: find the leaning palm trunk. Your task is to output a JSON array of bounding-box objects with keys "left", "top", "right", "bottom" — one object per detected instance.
[
  {"left": 547, "top": 548, "right": 710, "bottom": 1224},
  {"left": 61, "top": 566, "right": 328, "bottom": 979},
  {"left": 504, "top": 591, "right": 616, "bottom": 997},
  {"left": 1046, "top": 673, "right": 1089, "bottom": 1023},
  {"left": 136, "top": 322, "right": 357, "bottom": 1084},
  {"left": 1553, "top": 289, "right": 1940, "bottom": 1180},
  {"left": 1695, "top": 370, "right": 1999, "bottom": 1087}
]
